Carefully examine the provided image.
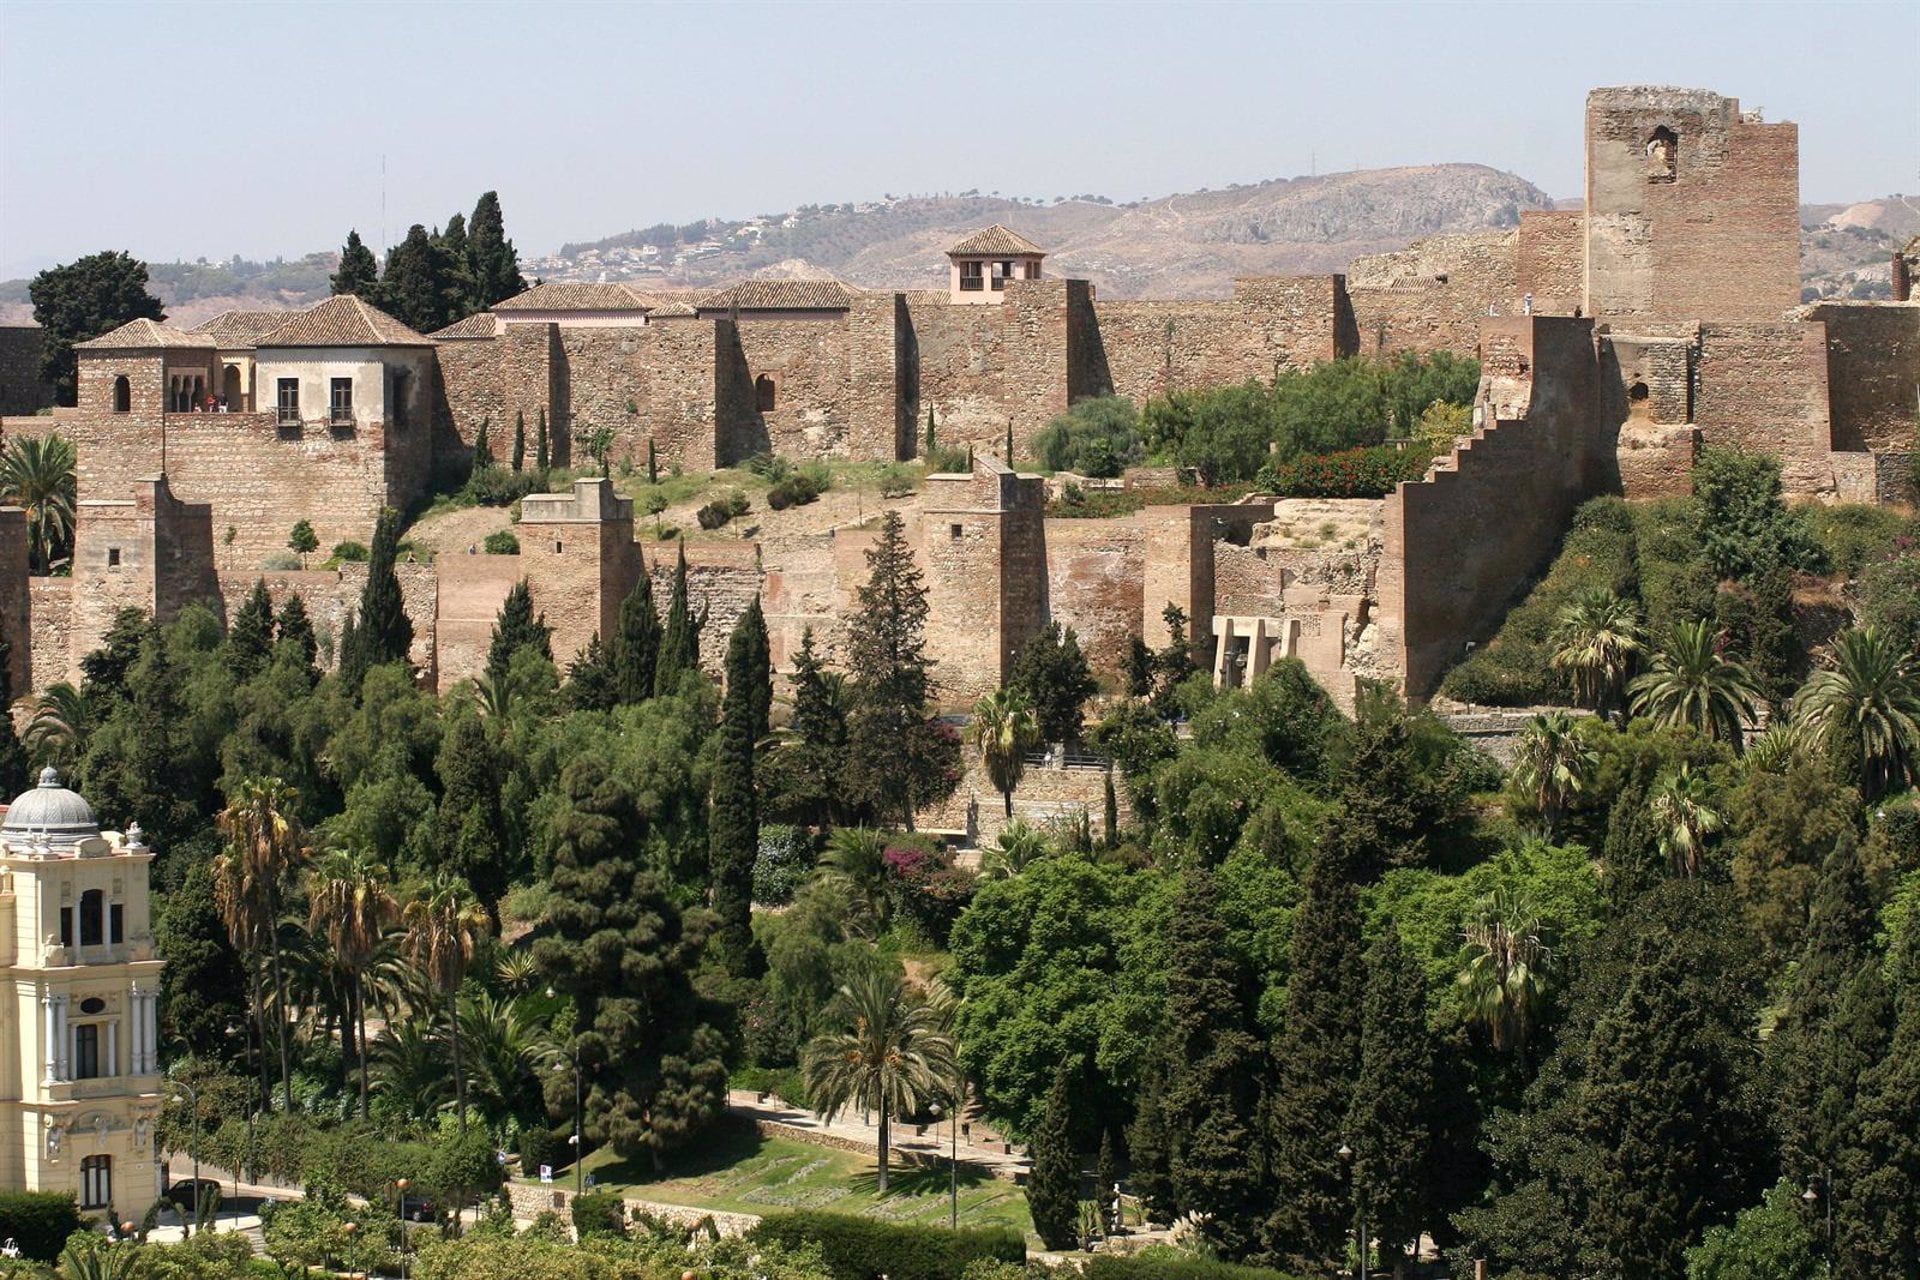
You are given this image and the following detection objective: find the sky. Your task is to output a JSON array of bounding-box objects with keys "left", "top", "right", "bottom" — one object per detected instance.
[{"left": 1, "top": 0, "right": 1915, "bottom": 277}]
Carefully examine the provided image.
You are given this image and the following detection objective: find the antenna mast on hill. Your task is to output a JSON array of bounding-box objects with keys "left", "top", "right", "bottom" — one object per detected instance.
[{"left": 381, "top": 154, "right": 388, "bottom": 263}]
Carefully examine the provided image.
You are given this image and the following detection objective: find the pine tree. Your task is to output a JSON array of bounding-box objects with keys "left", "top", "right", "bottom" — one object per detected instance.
[
  {"left": 436, "top": 711, "right": 508, "bottom": 927},
  {"left": 227, "top": 579, "right": 276, "bottom": 681},
  {"left": 0, "top": 628, "right": 28, "bottom": 796},
  {"left": 1027, "top": 1062, "right": 1083, "bottom": 1251},
  {"left": 1832, "top": 917, "right": 1919, "bottom": 1278},
  {"left": 761, "top": 627, "right": 847, "bottom": 827},
  {"left": 533, "top": 752, "right": 729, "bottom": 1161},
  {"left": 378, "top": 224, "right": 466, "bottom": 333},
  {"left": 486, "top": 580, "right": 552, "bottom": 687},
  {"left": 1153, "top": 867, "right": 1269, "bottom": 1259},
  {"left": 610, "top": 563, "right": 661, "bottom": 706},
  {"left": 1346, "top": 928, "right": 1441, "bottom": 1275},
  {"left": 1095, "top": 1128, "right": 1122, "bottom": 1236},
  {"left": 535, "top": 408, "right": 550, "bottom": 473},
  {"left": 510, "top": 410, "right": 526, "bottom": 473},
  {"left": 470, "top": 417, "right": 494, "bottom": 477},
  {"left": 274, "top": 593, "right": 318, "bottom": 678},
  {"left": 154, "top": 857, "right": 250, "bottom": 1070},
  {"left": 336, "top": 608, "right": 362, "bottom": 686},
  {"left": 844, "top": 511, "right": 959, "bottom": 828},
  {"left": 1009, "top": 622, "right": 1098, "bottom": 745},
  {"left": 710, "top": 599, "right": 767, "bottom": 977},
  {"left": 565, "top": 635, "right": 616, "bottom": 712},
  {"left": 350, "top": 507, "right": 413, "bottom": 686},
  {"left": 330, "top": 230, "right": 380, "bottom": 298},
  {"left": 1103, "top": 768, "right": 1119, "bottom": 848},
  {"left": 1127, "top": 1056, "right": 1176, "bottom": 1222},
  {"left": 654, "top": 543, "right": 703, "bottom": 696},
  {"left": 925, "top": 405, "right": 937, "bottom": 455},
  {"left": 1125, "top": 636, "right": 1155, "bottom": 699},
  {"left": 1263, "top": 841, "right": 1364, "bottom": 1272},
  {"left": 467, "top": 191, "right": 528, "bottom": 309}
]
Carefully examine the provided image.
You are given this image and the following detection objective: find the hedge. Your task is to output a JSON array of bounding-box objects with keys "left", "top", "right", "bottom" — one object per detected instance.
[
  {"left": 1084, "top": 1253, "right": 1308, "bottom": 1280},
  {"left": 748, "top": 1211, "right": 1025, "bottom": 1280},
  {"left": 0, "top": 1190, "right": 83, "bottom": 1260},
  {"left": 571, "top": 1191, "right": 626, "bottom": 1239},
  {"left": 1258, "top": 442, "right": 1438, "bottom": 499}
]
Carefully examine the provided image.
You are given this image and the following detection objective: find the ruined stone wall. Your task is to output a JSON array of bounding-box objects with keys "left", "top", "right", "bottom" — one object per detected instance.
[
  {"left": 0, "top": 328, "right": 51, "bottom": 416},
  {"left": 1042, "top": 518, "right": 1145, "bottom": 683},
  {"left": 431, "top": 338, "right": 506, "bottom": 473},
  {"left": 502, "top": 324, "right": 564, "bottom": 463},
  {"left": 1380, "top": 316, "right": 1602, "bottom": 696},
  {"left": 559, "top": 326, "right": 651, "bottom": 468},
  {"left": 637, "top": 541, "right": 764, "bottom": 679},
  {"left": 905, "top": 280, "right": 1079, "bottom": 454},
  {"left": 760, "top": 528, "right": 854, "bottom": 674},
  {"left": 1212, "top": 541, "right": 1288, "bottom": 619},
  {"left": 1584, "top": 88, "right": 1800, "bottom": 325},
  {"left": 1693, "top": 321, "right": 1834, "bottom": 496},
  {"left": 845, "top": 294, "right": 908, "bottom": 461},
  {"left": 1804, "top": 301, "right": 1920, "bottom": 457},
  {"left": 729, "top": 316, "right": 855, "bottom": 457},
  {"left": 644, "top": 320, "right": 725, "bottom": 472},
  {"left": 27, "top": 578, "right": 71, "bottom": 691},
  {"left": 433, "top": 553, "right": 525, "bottom": 688},
  {"left": 1515, "top": 211, "right": 1585, "bottom": 315},
  {"left": 1347, "top": 231, "right": 1520, "bottom": 357},
  {"left": 0, "top": 509, "right": 27, "bottom": 696}
]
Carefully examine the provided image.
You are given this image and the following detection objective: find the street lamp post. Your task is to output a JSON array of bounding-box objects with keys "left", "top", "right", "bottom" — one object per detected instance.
[
  {"left": 552, "top": 1047, "right": 584, "bottom": 1198},
  {"left": 163, "top": 1081, "right": 200, "bottom": 1237},
  {"left": 395, "top": 1178, "right": 412, "bottom": 1280},
  {"left": 1803, "top": 1169, "right": 1833, "bottom": 1252},
  {"left": 1338, "top": 1141, "right": 1367, "bottom": 1280},
  {"left": 343, "top": 1220, "right": 358, "bottom": 1280},
  {"left": 930, "top": 1099, "right": 958, "bottom": 1229}
]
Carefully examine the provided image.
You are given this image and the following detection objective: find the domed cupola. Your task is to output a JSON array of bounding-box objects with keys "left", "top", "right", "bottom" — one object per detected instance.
[{"left": 2, "top": 766, "right": 103, "bottom": 849}]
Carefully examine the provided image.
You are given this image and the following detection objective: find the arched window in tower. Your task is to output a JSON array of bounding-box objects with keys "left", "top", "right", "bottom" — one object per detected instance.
[
  {"left": 755, "top": 375, "right": 776, "bottom": 413},
  {"left": 112, "top": 375, "right": 130, "bottom": 413},
  {"left": 1646, "top": 127, "right": 1678, "bottom": 183}
]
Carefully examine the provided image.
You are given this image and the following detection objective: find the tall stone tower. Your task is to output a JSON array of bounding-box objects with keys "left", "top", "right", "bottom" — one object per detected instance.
[
  {"left": 1584, "top": 86, "right": 1800, "bottom": 326},
  {"left": 0, "top": 769, "right": 164, "bottom": 1220}
]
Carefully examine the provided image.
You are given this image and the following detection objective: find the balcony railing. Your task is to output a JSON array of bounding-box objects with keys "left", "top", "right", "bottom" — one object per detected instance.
[{"left": 959, "top": 277, "right": 984, "bottom": 291}]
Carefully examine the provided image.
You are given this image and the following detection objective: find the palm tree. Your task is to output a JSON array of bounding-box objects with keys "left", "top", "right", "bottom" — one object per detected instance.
[
  {"left": 1458, "top": 885, "right": 1552, "bottom": 1055},
  {"left": 1627, "top": 619, "right": 1762, "bottom": 751},
  {"left": 1792, "top": 626, "right": 1920, "bottom": 801},
  {"left": 214, "top": 776, "right": 308, "bottom": 1112},
  {"left": 458, "top": 989, "right": 543, "bottom": 1131},
  {"left": 307, "top": 846, "right": 398, "bottom": 1119},
  {"left": 402, "top": 872, "right": 491, "bottom": 1133},
  {"left": 971, "top": 686, "right": 1041, "bottom": 818},
  {"left": 0, "top": 432, "right": 77, "bottom": 574},
  {"left": 1550, "top": 588, "right": 1644, "bottom": 714},
  {"left": 1647, "top": 764, "right": 1722, "bottom": 879},
  {"left": 1508, "top": 712, "right": 1596, "bottom": 841},
  {"left": 23, "top": 681, "right": 89, "bottom": 770},
  {"left": 802, "top": 969, "right": 956, "bottom": 1192},
  {"left": 820, "top": 827, "right": 890, "bottom": 935},
  {"left": 370, "top": 1018, "right": 455, "bottom": 1121},
  {"left": 981, "top": 819, "right": 1050, "bottom": 879}
]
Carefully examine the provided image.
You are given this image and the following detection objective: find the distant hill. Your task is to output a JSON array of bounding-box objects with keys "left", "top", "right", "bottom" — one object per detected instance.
[{"left": 2, "top": 178, "right": 1909, "bottom": 324}]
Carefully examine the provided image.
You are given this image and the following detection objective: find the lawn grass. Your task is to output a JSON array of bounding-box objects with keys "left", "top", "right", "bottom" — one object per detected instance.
[{"left": 540, "top": 1117, "right": 1035, "bottom": 1241}]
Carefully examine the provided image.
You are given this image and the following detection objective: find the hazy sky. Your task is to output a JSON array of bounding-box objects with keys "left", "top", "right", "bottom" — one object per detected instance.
[{"left": 2, "top": 0, "right": 1915, "bottom": 276}]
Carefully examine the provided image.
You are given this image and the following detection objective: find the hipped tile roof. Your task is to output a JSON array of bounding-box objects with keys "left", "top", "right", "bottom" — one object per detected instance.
[
  {"left": 946, "top": 224, "right": 1045, "bottom": 257},
  {"left": 255, "top": 295, "right": 433, "bottom": 347},
  {"left": 697, "top": 279, "right": 860, "bottom": 311},
  {"left": 430, "top": 313, "right": 502, "bottom": 339},
  {"left": 191, "top": 309, "right": 298, "bottom": 347},
  {"left": 74, "top": 318, "right": 215, "bottom": 350},
  {"left": 492, "top": 281, "right": 658, "bottom": 312}
]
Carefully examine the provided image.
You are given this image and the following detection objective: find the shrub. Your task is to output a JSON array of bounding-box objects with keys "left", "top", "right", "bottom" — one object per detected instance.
[
  {"left": 570, "top": 1192, "right": 625, "bottom": 1239},
  {"left": 331, "top": 540, "right": 369, "bottom": 563},
  {"left": 482, "top": 529, "right": 520, "bottom": 555},
  {"left": 879, "top": 465, "right": 917, "bottom": 498},
  {"left": 518, "top": 1126, "right": 565, "bottom": 1176},
  {"left": 0, "top": 1190, "right": 82, "bottom": 1261},
  {"left": 1031, "top": 397, "right": 1140, "bottom": 477},
  {"left": 883, "top": 840, "right": 976, "bottom": 946},
  {"left": 925, "top": 443, "right": 972, "bottom": 474},
  {"left": 1859, "top": 549, "right": 1920, "bottom": 655},
  {"left": 749, "top": 1212, "right": 1024, "bottom": 1280},
  {"left": 754, "top": 824, "right": 817, "bottom": 905},
  {"left": 767, "top": 474, "right": 821, "bottom": 510},
  {"left": 1693, "top": 445, "right": 1825, "bottom": 581},
  {"left": 1256, "top": 442, "right": 1438, "bottom": 498},
  {"left": 1807, "top": 504, "right": 1910, "bottom": 578},
  {"left": 1084, "top": 1252, "right": 1308, "bottom": 1280},
  {"left": 261, "top": 550, "right": 302, "bottom": 571},
  {"left": 465, "top": 466, "right": 540, "bottom": 508}
]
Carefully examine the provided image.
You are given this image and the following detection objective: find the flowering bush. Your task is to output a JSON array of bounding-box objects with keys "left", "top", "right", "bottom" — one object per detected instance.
[
  {"left": 882, "top": 840, "right": 976, "bottom": 945},
  {"left": 1258, "top": 442, "right": 1440, "bottom": 499}
]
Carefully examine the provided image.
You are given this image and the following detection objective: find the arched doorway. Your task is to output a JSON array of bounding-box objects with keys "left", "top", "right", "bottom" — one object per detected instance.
[
  {"left": 112, "top": 375, "right": 130, "bottom": 413},
  {"left": 223, "top": 364, "right": 243, "bottom": 411}
]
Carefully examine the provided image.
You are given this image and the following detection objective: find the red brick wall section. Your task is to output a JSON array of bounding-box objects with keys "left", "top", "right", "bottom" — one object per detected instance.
[
  {"left": 1584, "top": 88, "right": 1800, "bottom": 325},
  {"left": 0, "top": 508, "right": 27, "bottom": 695},
  {"left": 1042, "top": 518, "right": 1146, "bottom": 682},
  {"left": 1804, "top": 301, "right": 1920, "bottom": 457},
  {"left": 1516, "top": 211, "right": 1585, "bottom": 315},
  {"left": 1347, "top": 231, "right": 1520, "bottom": 357},
  {"left": 845, "top": 294, "right": 907, "bottom": 461},
  {"left": 644, "top": 320, "right": 725, "bottom": 472},
  {"left": 558, "top": 326, "right": 652, "bottom": 468},
  {"left": 1380, "top": 316, "right": 1603, "bottom": 696},
  {"left": 1693, "top": 322, "right": 1834, "bottom": 496},
  {"left": 430, "top": 337, "right": 503, "bottom": 467},
  {"left": 728, "top": 316, "right": 855, "bottom": 457}
]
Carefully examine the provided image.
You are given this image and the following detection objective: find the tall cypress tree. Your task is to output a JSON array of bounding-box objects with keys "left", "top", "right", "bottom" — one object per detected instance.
[
  {"left": 378, "top": 224, "right": 466, "bottom": 333},
  {"left": 468, "top": 191, "right": 528, "bottom": 309},
  {"left": 330, "top": 230, "right": 379, "bottom": 298},
  {"left": 486, "top": 579, "right": 552, "bottom": 686},
  {"left": 566, "top": 635, "right": 616, "bottom": 712},
  {"left": 436, "top": 711, "right": 508, "bottom": 927},
  {"left": 227, "top": 578, "right": 276, "bottom": 681},
  {"left": 470, "top": 417, "right": 494, "bottom": 477},
  {"left": 535, "top": 408, "right": 550, "bottom": 473},
  {"left": 843, "top": 511, "right": 959, "bottom": 828},
  {"left": 274, "top": 593, "right": 318, "bottom": 679},
  {"left": 1346, "top": 928, "right": 1441, "bottom": 1276},
  {"left": 357, "top": 507, "right": 413, "bottom": 674},
  {"left": 761, "top": 627, "right": 847, "bottom": 827},
  {"left": 336, "top": 608, "right": 362, "bottom": 687},
  {"left": 1263, "top": 841, "right": 1364, "bottom": 1272},
  {"left": 1832, "top": 917, "right": 1920, "bottom": 1277},
  {"left": 1149, "top": 867, "right": 1268, "bottom": 1259},
  {"left": 710, "top": 599, "right": 767, "bottom": 977},
  {"left": 655, "top": 544, "right": 702, "bottom": 696},
  {"left": 1027, "top": 1062, "right": 1083, "bottom": 1251},
  {"left": 510, "top": 410, "right": 526, "bottom": 473},
  {"left": 0, "top": 628, "right": 28, "bottom": 796},
  {"left": 610, "top": 563, "right": 661, "bottom": 706}
]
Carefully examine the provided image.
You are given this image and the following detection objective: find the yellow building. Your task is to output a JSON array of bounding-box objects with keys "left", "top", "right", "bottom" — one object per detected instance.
[{"left": 0, "top": 768, "right": 164, "bottom": 1220}]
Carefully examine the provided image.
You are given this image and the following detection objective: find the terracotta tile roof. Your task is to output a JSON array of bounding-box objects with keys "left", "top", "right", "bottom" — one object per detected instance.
[
  {"left": 255, "top": 295, "right": 433, "bottom": 347},
  {"left": 946, "top": 224, "right": 1046, "bottom": 257},
  {"left": 646, "top": 301, "right": 699, "bottom": 318},
  {"left": 430, "top": 313, "right": 501, "bottom": 339},
  {"left": 74, "top": 318, "right": 216, "bottom": 350},
  {"left": 191, "top": 309, "right": 296, "bottom": 347},
  {"left": 492, "top": 281, "right": 658, "bottom": 312},
  {"left": 697, "top": 279, "right": 860, "bottom": 311}
]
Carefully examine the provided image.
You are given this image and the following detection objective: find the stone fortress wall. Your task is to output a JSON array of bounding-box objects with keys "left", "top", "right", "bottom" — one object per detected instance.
[{"left": 3, "top": 84, "right": 1917, "bottom": 720}]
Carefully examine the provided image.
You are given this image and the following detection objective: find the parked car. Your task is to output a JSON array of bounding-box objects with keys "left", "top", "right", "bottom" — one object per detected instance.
[
  {"left": 400, "top": 1194, "right": 437, "bottom": 1224},
  {"left": 166, "top": 1178, "right": 222, "bottom": 1214}
]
